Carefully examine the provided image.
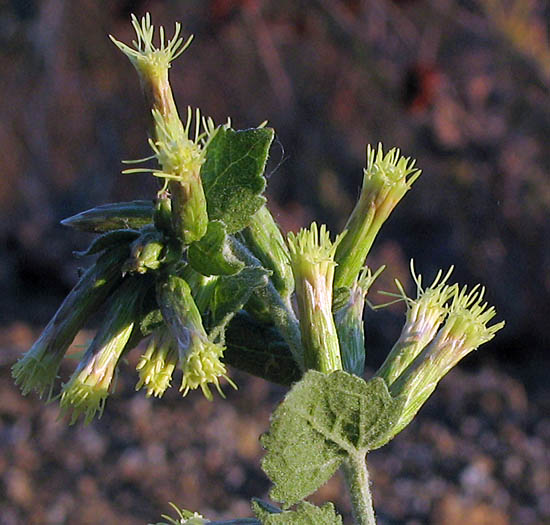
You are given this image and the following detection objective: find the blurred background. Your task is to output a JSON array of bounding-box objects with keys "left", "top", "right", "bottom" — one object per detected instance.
[{"left": 1, "top": 0, "right": 549, "bottom": 524}]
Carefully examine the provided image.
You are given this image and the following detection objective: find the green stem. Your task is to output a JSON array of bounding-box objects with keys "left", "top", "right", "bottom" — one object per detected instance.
[
  {"left": 229, "top": 237, "right": 305, "bottom": 370},
  {"left": 342, "top": 453, "right": 376, "bottom": 525}
]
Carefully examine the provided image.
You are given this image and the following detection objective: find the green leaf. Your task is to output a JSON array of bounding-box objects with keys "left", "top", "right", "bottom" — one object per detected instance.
[
  {"left": 73, "top": 229, "right": 140, "bottom": 258},
  {"left": 252, "top": 501, "right": 342, "bottom": 525},
  {"left": 188, "top": 221, "right": 244, "bottom": 276},
  {"left": 202, "top": 127, "right": 274, "bottom": 234},
  {"left": 224, "top": 313, "right": 301, "bottom": 386},
  {"left": 261, "top": 371, "right": 405, "bottom": 506},
  {"left": 209, "top": 267, "right": 270, "bottom": 336},
  {"left": 61, "top": 200, "right": 153, "bottom": 232}
]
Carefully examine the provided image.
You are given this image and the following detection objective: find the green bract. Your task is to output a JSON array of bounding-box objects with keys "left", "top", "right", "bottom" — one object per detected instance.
[{"left": 12, "top": 13, "right": 505, "bottom": 525}]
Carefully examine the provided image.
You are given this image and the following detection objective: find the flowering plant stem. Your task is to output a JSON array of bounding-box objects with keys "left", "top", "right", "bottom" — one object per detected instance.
[{"left": 342, "top": 454, "right": 376, "bottom": 525}]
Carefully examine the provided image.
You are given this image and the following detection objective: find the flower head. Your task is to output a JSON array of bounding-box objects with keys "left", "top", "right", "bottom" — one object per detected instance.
[
  {"left": 59, "top": 324, "right": 133, "bottom": 425},
  {"left": 148, "top": 107, "right": 217, "bottom": 183},
  {"left": 436, "top": 284, "right": 504, "bottom": 354},
  {"left": 110, "top": 13, "right": 193, "bottom": 85},
  {"left": 179, "top": 338, "right": 235, "bottom": 401},
  {"left": 388, "top": 280, "right": 504, "bottom": 436},
  {"left": 124, "top": 108, "right": 218, "bottom": 244},
  {"left": 376, "top": 261, "right": 457, "bottom": 386},
  {"left": 287, "top": 222, "right": 345, "bottom": 287},
  {"left": 334, "top": 144, "right": 422, "bottom": 290},
  {"left": 12, "top": 341, "right": 65, "bottom": 400},
  {"left": 364, "top": 143, "right": 421, "bottom": 194},
  {"left": 110, "top": 13, "right": 193, "bottom": 139},
  {"left": 59, "top": 278, "right": 143, "bottom": 424},
  {"left": 135, "top": 328, "right": 178, "bottom": 398},
  {"left": 287, "top": 223, "right": 346, "bottom": 373},
  {"left": 158, "top": 275, "right": 236, "bottom": 399}
]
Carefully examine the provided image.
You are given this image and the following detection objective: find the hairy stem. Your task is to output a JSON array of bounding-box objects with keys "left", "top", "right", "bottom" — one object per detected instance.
[{"left": 342, "top": 453, "right": 376, "bottom": 525}]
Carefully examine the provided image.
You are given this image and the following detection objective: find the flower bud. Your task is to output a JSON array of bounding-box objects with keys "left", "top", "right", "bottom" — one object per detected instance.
[
  {"left": 334, "top": 144, "right": 421, "bottom": 290},
  {"left": 376, "top": 263, "right": 456, "bottom": 386},
  {"left": 148, "top": 108, "right": 217, "bottom": 244},
  {"left": 335, "top": 266, "right": 384, "bottom": 376},
  {"left": 154, "top": 189, "right": 173, "bottom": 235},
  {"left": 157, "top": 275, "right": 235, "bottom": 399},
  {"left": 59, "top": 277, "right": 146, "bottom": 424},
  {"left": 12, "top": 246, "right": 128, "bottom": 399},
  {"left": 240, "top": 205, "right": 295, "bottom": 300},
  {"left": 389, "top": 284, "right": 504, "bottom": 436},
  {"left": 287, "top": 223, "right": 345, "bottom": 373},
  {"left": 122, "top": 227, "right": 165, "bottom": 274}
]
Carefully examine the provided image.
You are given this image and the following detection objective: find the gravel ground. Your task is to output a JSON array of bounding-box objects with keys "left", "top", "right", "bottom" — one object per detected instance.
[{"left": 1, "top": 322, "right": 548, "bottom": 525}]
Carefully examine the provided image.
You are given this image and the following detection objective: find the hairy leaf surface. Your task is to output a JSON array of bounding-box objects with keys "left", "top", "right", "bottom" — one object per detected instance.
[
  {"left": 261, "top": 371, "right": 404, "bottom": 506},
  {"left": 202, "top": 127, "right": 274, "bottom": 234}
]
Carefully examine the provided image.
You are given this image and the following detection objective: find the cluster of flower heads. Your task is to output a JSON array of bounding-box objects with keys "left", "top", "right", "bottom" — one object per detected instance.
[
  {"left": 12, "top": 14, "right": 237, "bottom": 425},
  {"left": 374, "top": 261, "right": 504, "bottom": 434},
  {"left": 12, "top": 14, "right": 505, "bottom": 433}
]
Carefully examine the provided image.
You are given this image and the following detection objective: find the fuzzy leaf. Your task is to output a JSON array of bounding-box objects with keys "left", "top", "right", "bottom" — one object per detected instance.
[
  {"left": 210, "top": 267, "right": 270, "bottom": 335},
  {"left": 202, "top": 127, "right": 274, "bottom": 234},
  {"left": 252, "top": 501, "right": 342, "bottom": 525},
  {"left": 261, "top": 371, "right": 405, "bottom": 506},
  {"left": 188, "top": 221, "right": 244, "bottom": 276}
]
